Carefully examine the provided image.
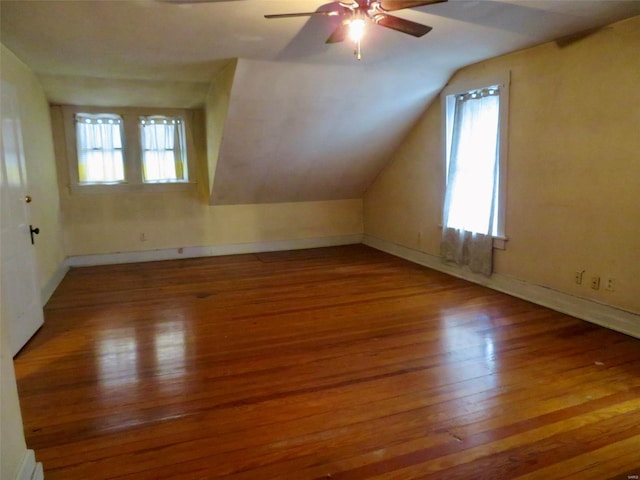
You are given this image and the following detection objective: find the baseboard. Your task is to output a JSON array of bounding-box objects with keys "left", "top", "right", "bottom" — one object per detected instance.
[
  {"left": 31, "top": 463, "right": 44, "bottom": 480},
  {"left": 16, "top": 450, "right": 43, "bottom": 480},
  {"left": 65, "top": 234, "right": 364, "bottom": 267},
  {"left": 41, "top": 261, "right": 69, "bottom": 305},
  {"left": 363, "top": 234, "right": 640, "bottom": 340}
]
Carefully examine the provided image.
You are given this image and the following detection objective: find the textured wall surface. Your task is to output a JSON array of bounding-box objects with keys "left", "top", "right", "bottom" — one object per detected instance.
[{"left": 365, "top": 16, "right": 640, "bottom": 313}]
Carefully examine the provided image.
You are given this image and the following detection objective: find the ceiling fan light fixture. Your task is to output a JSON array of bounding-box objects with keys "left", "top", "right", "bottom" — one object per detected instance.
[
  {"left": 348, "top": 17, "right": 366, "bottom": 61},
  {"left": 348, "top": 18, "right": 366, "bottom": 43},
  {"left": 264, "top": 0, "right": 443, "bottom": 61}
]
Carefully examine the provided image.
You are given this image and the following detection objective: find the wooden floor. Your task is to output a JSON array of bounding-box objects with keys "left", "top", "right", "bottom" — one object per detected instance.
[{"left": 14, "top": 245, "right": 640, "bottom": 479}]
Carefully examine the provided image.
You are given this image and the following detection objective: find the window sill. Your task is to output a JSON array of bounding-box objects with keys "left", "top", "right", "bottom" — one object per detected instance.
[
  {"left": 493, "top": 236, "right": 508, "bottom": 250},
  {"left": 69, "top": 181, "right": 197, "bottom": 195}
]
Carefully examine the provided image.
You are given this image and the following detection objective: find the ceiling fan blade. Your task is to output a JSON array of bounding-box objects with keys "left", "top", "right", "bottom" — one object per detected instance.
[
  {"left": 265, "top": 11, "right": 342, "bottom": 19},
  {"left": 374, "top": 13, "right": 432, "bottom": 37},
  {"left": 326, "top": 22, "right": 349, "bottom": 43},
  {"left": 379, "top": 0, "right": 446, "bottom": 12},
  {"left": 266, "top": 2, "right": 348, "bottom": 20},
  {"left": 160, "top": 0, "right": 244, "bottom": 3}
]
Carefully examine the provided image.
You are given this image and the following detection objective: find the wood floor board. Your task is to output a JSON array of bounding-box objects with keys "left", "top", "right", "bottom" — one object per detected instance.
[
  {"left": 325, "top": 398, "right": 640, "bottom": 480},
  {"left": 491, "top": 435, "right": 640, "bottom": 480},
  {"left": 13, "top": 245, "right": 640, "bottom": 479},
  {"left": 21, "top": 329, "right": 618, "bottom": 441}
]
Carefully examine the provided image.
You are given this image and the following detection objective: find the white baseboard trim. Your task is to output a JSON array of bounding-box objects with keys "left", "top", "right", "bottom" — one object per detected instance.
[
  {"left": 31, "top": 463, "right": 44, "bottom": 480},
  {"left": 65, "top": 234, "right": 364, "bottom": 267},
  {"left": 41, "top": 262, "right": 69, "bottom": 305},
  {"left": 363, "top": 234, "right": 640, "bottom": 340},
  {"left": 16, "top": 450, "right": 43, "bottom": 480}
]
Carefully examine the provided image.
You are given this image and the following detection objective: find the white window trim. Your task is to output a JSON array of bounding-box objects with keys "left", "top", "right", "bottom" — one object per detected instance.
[
  {"left": 61, "top": 105, "right": 197, "bottom": 194},
  {"left": 440, "top": 71, "right": 511, "bottom": 244}
]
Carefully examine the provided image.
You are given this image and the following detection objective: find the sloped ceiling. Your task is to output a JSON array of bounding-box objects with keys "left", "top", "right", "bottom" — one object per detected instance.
[
  {"left": 210, "top": 58, "right": 443, "bottom": 204},
  {"left": 1, "top": 0, "right": 639, "bottom": 204}
]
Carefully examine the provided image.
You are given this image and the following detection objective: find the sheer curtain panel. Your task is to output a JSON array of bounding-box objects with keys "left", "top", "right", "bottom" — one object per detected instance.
[
  {"left": 441, "top": 87, "right": 500, "bottom": 276},
  {"left": 75, "top": 113, "right": 125, "bottom": 183},
  {"left": 139, "top": 116, "right": 187, "bottom": 183}
]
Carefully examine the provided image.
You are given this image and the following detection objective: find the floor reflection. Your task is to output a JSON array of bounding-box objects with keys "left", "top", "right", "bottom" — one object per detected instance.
[
  {"left": 440, "top": 313, "right": 500, "bottom": 381},
  {"left": 154, "top": 320, "right": 187, "bottom": 384},
  {"left": 97, "top": 328, "right": 139, "bottom": 388},
  {"left": 484, "top": 334, "right": 496, "bottom": 372},
  {"left": 96, "top": 318, "right": 190, "bottom": 391}
]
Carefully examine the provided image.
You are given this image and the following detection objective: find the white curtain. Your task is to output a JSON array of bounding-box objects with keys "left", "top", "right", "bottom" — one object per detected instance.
[
  {"left": 140, "top": 116, "right": 186, "bottom": 182},
  {"left": 441, "top": 228, "right": 494, "bottom": 275},
  {"left": 441, "top": 88, "right": 500, "bottom": 276},
  {"left": 75, "top": 114, "right": 124, "bottom": 183}
]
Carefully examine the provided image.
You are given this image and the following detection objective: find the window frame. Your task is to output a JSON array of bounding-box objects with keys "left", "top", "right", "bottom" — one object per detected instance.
[
  {"left": 440, "top": 71, "right": 510, "bottom": 241},
  {"left": 61, "top": 106, "right": 197, "bottom": 194},
  {"left": 139, "top": 115, "right": 189, "bottom": 184},
  {"left": 74, "top": 112, "right": 126, "bottom": 185}
]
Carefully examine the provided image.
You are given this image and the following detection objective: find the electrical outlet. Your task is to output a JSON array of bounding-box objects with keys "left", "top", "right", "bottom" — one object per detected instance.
[
  {"left": 590, "top": 276, "right": 600, "bottom": 290},
  {"left": 574, "top": 271, "right": 584, "bottom": 285},
  {"left": 605, "top": 278, "right": 615, "bottom": 291}
]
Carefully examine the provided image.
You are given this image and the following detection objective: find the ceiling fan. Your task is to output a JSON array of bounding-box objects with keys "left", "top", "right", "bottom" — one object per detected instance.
[{"left": 265, "top": 0, "right": 447, "bottom": 60}]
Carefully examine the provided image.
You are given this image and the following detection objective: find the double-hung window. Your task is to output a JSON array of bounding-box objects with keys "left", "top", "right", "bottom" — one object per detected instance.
[
  {"left": 75, "top": 113, "right": 125, "bottom": 184},
  {"left": 139, "top": 116, "right": 188, "bottom": 183},
  {"left": 60, "top": 106, "right": 196, "bottom": 192},
  {"left": 442, "top": 73, "right": 510, "bottom": 238}
]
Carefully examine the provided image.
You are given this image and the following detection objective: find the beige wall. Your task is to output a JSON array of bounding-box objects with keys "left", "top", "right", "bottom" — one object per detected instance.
[
  {"left": 51, "top": 93, "right": 363, "bottom": 257},
  {"left": 365, "top": 16, "right": 640, "bottom": 314},
  {"left": 1, "top": 45, "right": 66, "bottom": 295},
  {"left": 0, "top": 322, "right": 27, "bottom": 480},
  {"left": 60, "top": 193, "right": 363, "bottom": 256},
  {"left": 205, "top": 59, "right": 237, "bottom": 198}
]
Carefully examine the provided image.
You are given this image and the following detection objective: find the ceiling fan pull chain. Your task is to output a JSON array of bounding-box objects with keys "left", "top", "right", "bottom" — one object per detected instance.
[{"left": 355, "top": 39, "right": 362, "bottom": 60}]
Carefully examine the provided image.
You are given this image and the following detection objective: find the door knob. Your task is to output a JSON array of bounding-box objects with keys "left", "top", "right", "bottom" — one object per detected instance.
[
  {"left": 30, "top": 225, "right": 40, "bottom": 245},
  {"left": 25, "top": 195, "right": 32, "bottom": 203}
]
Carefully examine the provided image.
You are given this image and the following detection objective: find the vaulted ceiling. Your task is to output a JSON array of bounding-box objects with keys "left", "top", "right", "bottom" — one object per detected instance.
[{"left": 2, "top": 0, "right": 638, "bottom": 204}]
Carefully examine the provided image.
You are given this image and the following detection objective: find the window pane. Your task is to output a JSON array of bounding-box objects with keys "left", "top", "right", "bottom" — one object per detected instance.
[
  {"left": 79, "top": 150, "right": 125, "bottom": 183},
  {"left": 139, "top": 116, "right": 188, "bottom": 183},
  {"left": 143, "top": 150, "right": 178, "bottom": 182},
  {"left": 75, "top": 113, "right": 125, "bottom": 184},
  {"left": 444, "top": 88, "right": 500, "bottom": 235}
]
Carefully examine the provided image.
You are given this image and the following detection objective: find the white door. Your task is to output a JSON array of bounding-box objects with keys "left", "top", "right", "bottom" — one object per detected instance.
[{"left": 1, "top": 80, "right": 44, "bottom": 356}]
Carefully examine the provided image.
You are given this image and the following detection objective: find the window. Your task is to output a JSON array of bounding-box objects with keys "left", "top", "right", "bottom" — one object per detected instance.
[
  {"left": 59, "top": 106, "right": 196, "bottom": 192},
  {"left": 75, "top": 113, "right": 125, "bottom": 184},
  {"left": 442, "top": 73, "right": 510, "bottom": 238},
  {"left": 139, "top": 116, "right": 188, "bottom": 183}
]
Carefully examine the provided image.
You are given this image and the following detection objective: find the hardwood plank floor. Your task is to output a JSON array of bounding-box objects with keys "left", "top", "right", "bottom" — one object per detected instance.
[{"left": 13, "top": 245, "right": 640, "bottom": 479}]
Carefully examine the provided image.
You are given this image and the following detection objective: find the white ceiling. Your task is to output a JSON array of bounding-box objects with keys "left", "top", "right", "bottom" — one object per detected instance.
[{"left": 2, "top": 0, "right": 639, "bottom": 204}]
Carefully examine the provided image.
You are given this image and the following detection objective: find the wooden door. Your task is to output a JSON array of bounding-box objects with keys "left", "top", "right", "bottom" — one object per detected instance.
[{"left": 1, "top": 80, "right": 44, "bottom": 356}]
